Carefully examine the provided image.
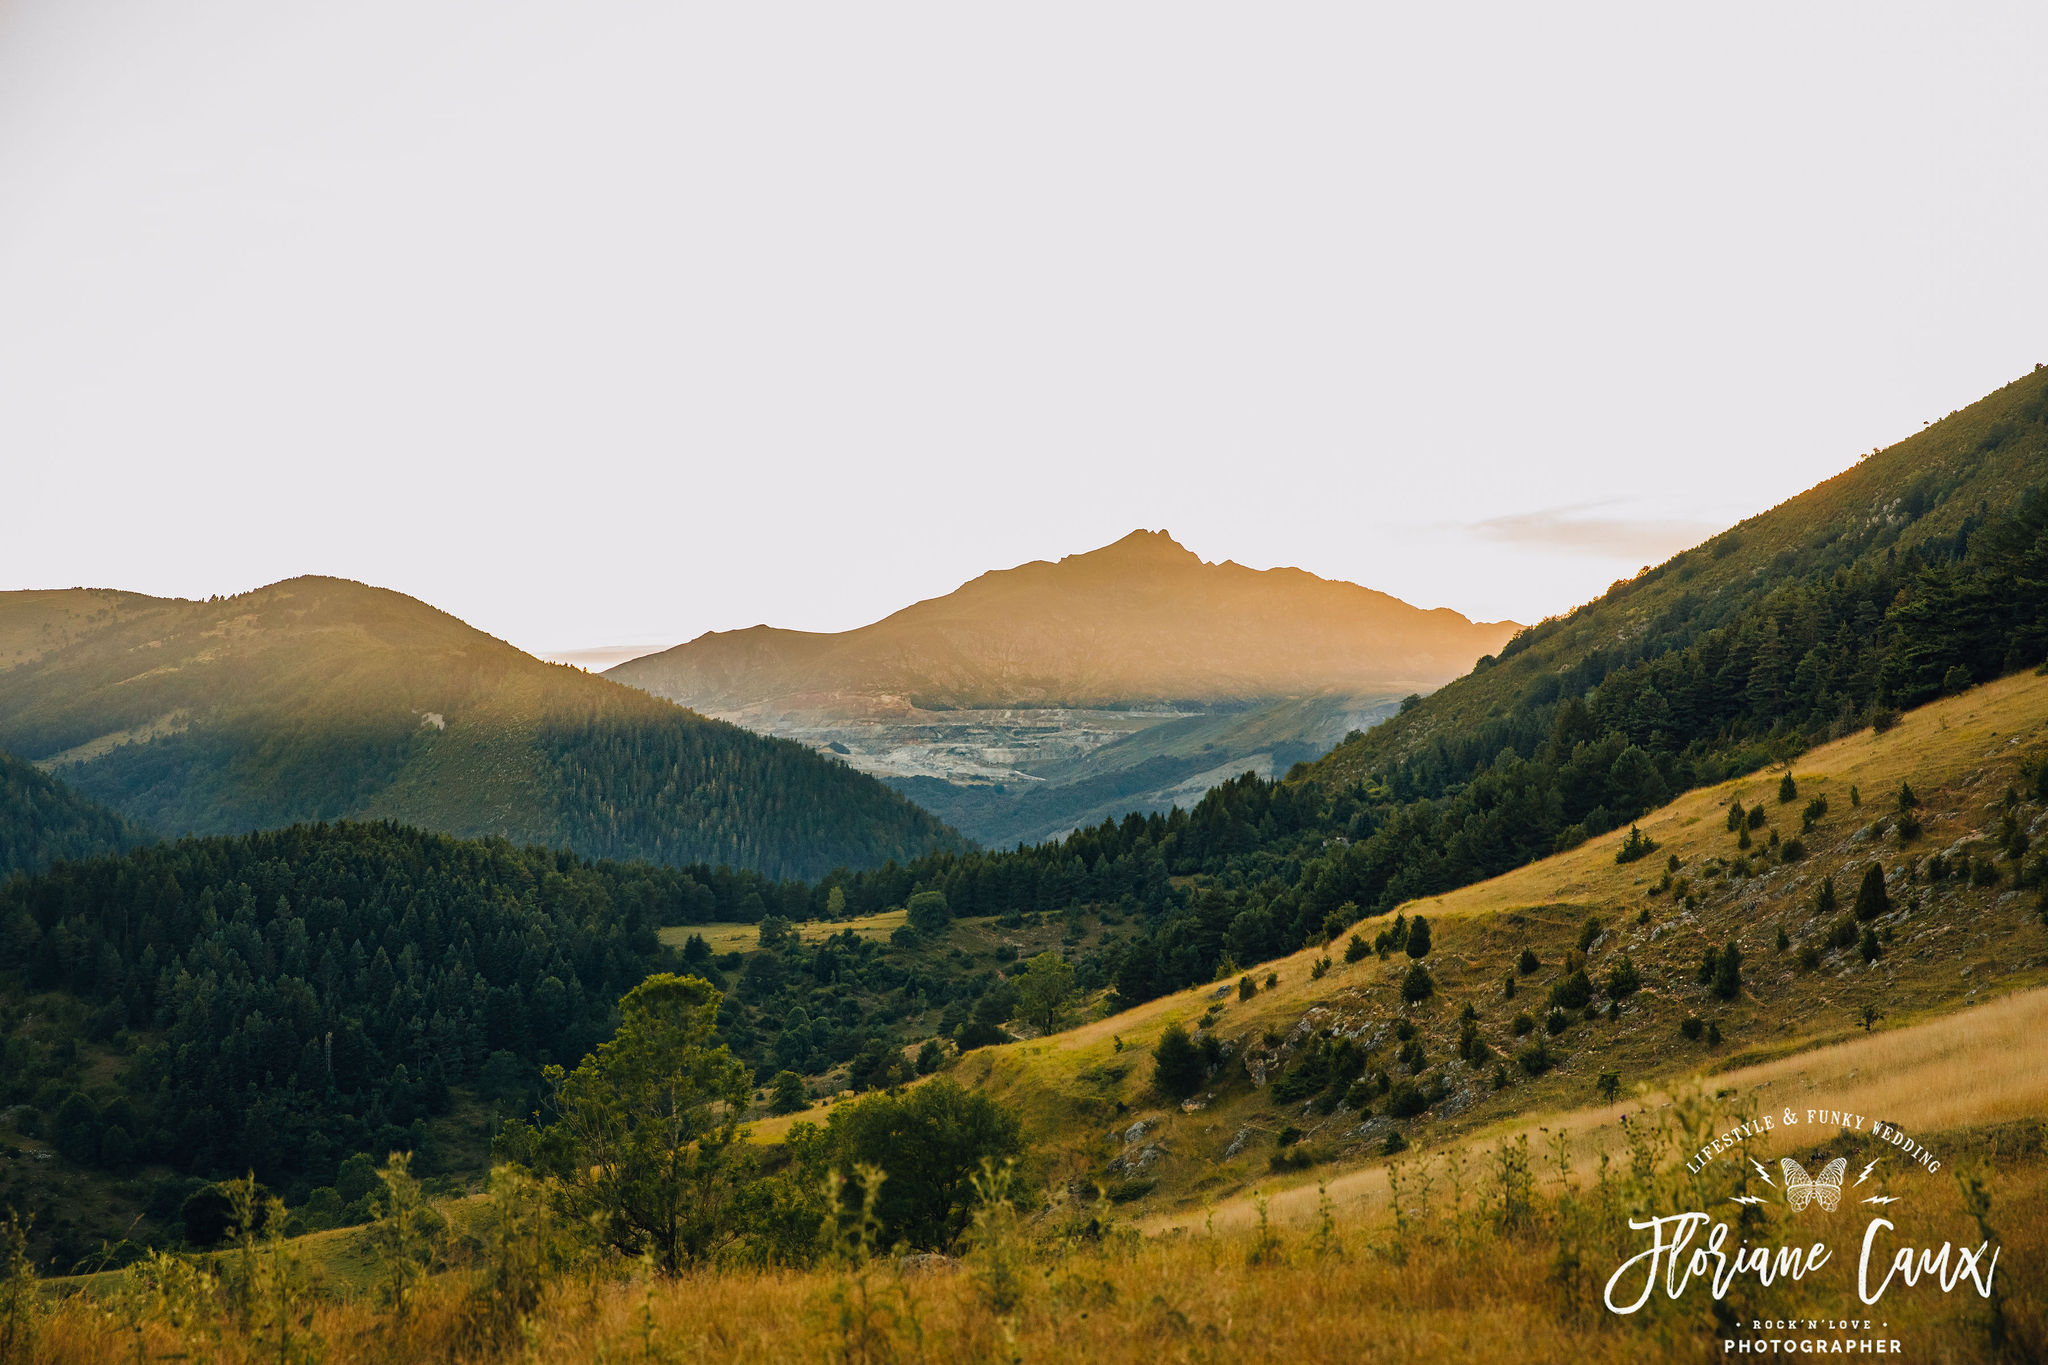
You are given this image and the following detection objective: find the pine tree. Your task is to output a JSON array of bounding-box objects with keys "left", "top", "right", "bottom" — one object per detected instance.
[
  {"left": 1853, "top": 863, "right": 1890, "bottom": 922},
  {"left": 1151, "top": 1024, "right": 1207, "bottom": 1100},
  {"left": 1405, "top": 915, "right": 1432, "bottom": 959},
  {"left": 1779, "top": 773, "right": 1798, "bottom": 803}
]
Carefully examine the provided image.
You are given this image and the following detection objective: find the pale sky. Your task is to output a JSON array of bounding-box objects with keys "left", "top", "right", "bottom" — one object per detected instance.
[{"left": 4, "top": 4, "right": 2045, "bottom": 660}]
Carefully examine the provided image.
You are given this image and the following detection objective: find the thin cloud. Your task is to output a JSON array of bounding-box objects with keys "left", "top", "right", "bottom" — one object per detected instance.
[{"left": 1467, "top": 503, "right": 1726, "bottom": 563}]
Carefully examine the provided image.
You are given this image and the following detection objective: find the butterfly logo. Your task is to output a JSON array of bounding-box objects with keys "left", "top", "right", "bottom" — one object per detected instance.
[{"left": 1781, "top": 1157, "right": 1846, "bottom": 1212}]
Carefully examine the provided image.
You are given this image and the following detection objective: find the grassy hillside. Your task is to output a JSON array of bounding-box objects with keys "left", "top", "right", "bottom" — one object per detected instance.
[
  {"left": 799, "top": 671, "right": 2048, "bottom": 1226},
  {"left": 0, "top": 577, "right": 956, "bottom": 880},
  {"left": 1310, "top": 364, "right": 2048, "bottom": 791},
  {"left": 0, "top": 749, "right": 147, "bottom": 883}
]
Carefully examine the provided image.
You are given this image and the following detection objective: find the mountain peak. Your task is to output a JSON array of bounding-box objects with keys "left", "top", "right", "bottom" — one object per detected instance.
[{"left": 1073, "top": 528, "right": 1198, "bottom": 563}]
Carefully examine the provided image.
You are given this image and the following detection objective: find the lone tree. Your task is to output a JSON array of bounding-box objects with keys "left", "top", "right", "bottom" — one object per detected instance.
[
  {"left": 1013, "top": 951, "right": 1077, "bottom": 1034},
  {"left": 524, "top": 973, "right": 753, "bottom": 1275},
  {"left": 906, "top": 889, "right": 951, "bottom": 936},
  {"left": 1152, "top": 1023, "right": 1207, "bottom": 1100},
  {"left": 768, "top": 1070, "right": 809, "bottom": 1116},
  {"left": 1853, "top": 863, "right": 1891, "bottom": 922},
  {"left": 1405, "top": 915, "right": 1433, "bottom": 958}
]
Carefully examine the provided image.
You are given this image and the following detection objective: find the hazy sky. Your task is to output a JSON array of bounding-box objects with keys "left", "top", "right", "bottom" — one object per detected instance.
[{"left": 4, "top": 4, "right": 2045, "bottom": 660}]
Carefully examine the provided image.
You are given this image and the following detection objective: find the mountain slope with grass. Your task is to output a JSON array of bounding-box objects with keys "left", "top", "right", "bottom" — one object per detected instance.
[
  {"left": 1308, "top": 365, "right": 2048, "bottom": 796},
  {"left": 778, "top": 671, "right": 2048, "bottom": 1228},
  {"left": 0, "top": 577, "right": 955, "bottom": 880}
]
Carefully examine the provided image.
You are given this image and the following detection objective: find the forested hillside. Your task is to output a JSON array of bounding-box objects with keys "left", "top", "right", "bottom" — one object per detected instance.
[
  {"left": 0, "top": 578, "right": 955, "bottom": 880},
  {"left": 0, "top": 750, "right": 147, "bottom": 883},
  {"left": 0, "top": 823, "right": 675, "bottom": 1186}
]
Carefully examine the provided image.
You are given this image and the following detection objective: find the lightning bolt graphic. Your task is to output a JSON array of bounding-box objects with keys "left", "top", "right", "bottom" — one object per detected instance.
[
  {"left": 1752, "top": 1159, "right": 1776, "bottom": 1186},
  {"left": 1861, "top": 1195, "right": 1901, "bottom": 1206},
  {"left": 1854, "top": 1160, "right": 1880, "bottom": 1187},
  {"left": 1731, "top": 1195, "right": 1768, "bottom": 1205}
]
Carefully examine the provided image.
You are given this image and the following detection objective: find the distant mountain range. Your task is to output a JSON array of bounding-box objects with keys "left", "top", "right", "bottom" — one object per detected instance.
[
  {"left": 0, "top": 578, "right": 955, "bottom": 880},
  {"left": 608, "top": 531, "right": 1517, "bottom": 844}
]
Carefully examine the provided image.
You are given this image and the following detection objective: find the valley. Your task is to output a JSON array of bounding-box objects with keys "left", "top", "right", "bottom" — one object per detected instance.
[{"left": 608, "top": 529, "right": 1499, "bottom": 844}]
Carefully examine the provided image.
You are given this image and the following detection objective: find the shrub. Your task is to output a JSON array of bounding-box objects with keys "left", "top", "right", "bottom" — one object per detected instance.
[
  {"left": 1310, "top": 956, "right": 1331, "bottom": 980},
  {"left": 1796, "top": 944, "right": 1821, "bottom": 971},
  {"left": 1830, "top": 916, "right": 1860, "bottom": 950},
  {"left": 1344, "top": 934, "right": 1369, "bottom": 964},
  {"left": 1779, "top": 836, "right": 1807, "bottom": 861},
  {"left": 1859, "top": 928, "right": 1882, "bottom": 962},
  {"left": 1151, "top": 1024, "right": 1207, "bottom": 1100},
  {"left": 1457, "top": 1018, "right": 1489, "bottom": 1064},
  {"left": 905, "top": 889, "right": 951, "bottom": 935},
  {"left": 1405, "top": 915, "right": 1432, "bottom": 958},
  {"left": 1815, "top": 875, "right": 1839, "bottom": 916},
  {"left": 1748, "top": 805, "right": 1767, "bottom": 830},
  {"left": 1942, "top": 664, "right": 1973, "bottom": 695},
  {"left": 1400, "top": 963, "right": 1435, "bottom": 1003},
  {"left": 1852, "top": 863, "right": 1890, "bottom": 921},
  {"left": 768, "top": 1070, "right": 809, "bottom": 1115},
  {"left": 1516, "top": 1042, "right": 1554, "bottom": 1076},
  {"left": 1802, "top": 797, "right": 1828, "bottom": 831},
  {"left": 1779, "top": 773, "right": 1798, "bottom": 803},
  {"left": 1615, "top": 826, "right": 1659, "bottom": 864},
  {"left": 1577, "top": 915, "right": 1604, "bottom": 952},
  {"left": 1517, "top": 948, "right": 1540, "bottom": 975},
  {"left": 1709, "top": 942, "right": 1743, "bottom": 1000},
  {"left": 1679, "top": 1016, "right": 1704, "bottom": 1042},
  {"left": 1385, "top": 1080, "right": 1430, "bottom": 1118},
  {"left": 1726, "top": 801, "right": 1746, "bottom": 832},
  {"left": 1596, "top": 1071, "right": 1621, "bottom": 1102},
  {"left": 1706, "top": 1021, "right": 1723, "bottom": 1046},
  {"left": 1510, "top": 1011, "right": 1535, "bottom": 1037},
  {"left": 1548, "top": 969, "right": 1593, "bottom": 1011},
  {"left": 1871, "top": 708, "right": 1901, "bottom": 734},
  {"left": 1238, "top": 975, "right": 1258, "bottom": 1002},
  {"left": 1544, "top": 1008, "right": 1569, "bottom": 1036},
  {"left": 1605, "top": 954, "right": 1641, "bottom": 999}
]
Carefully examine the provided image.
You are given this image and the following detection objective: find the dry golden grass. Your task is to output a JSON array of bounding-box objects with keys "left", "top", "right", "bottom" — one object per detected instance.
[
  {"left": 658, "top": 909, "right": 908, "bottom": 955},
  {"left": 28, "top": 961, "right": 2048, "bottom": 1363},
  {"left": 27, "top": 1133, "right": 2046, "bottom": 1364},
  {"left": 1178, "top": 985, "right": 2048, "bottom": 1238}
]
